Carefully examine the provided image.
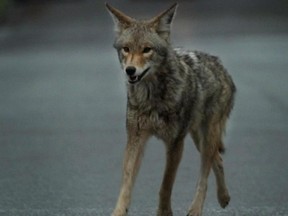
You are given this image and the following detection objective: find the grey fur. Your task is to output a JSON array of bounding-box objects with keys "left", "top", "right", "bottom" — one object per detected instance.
[{"left": 106, "top": 3, "right": 236, "bottom": 216}]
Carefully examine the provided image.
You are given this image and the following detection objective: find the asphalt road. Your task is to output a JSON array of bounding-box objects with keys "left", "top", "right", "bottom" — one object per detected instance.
[{"left": 0, "top": 1, "right": 288, "bottom": 215}]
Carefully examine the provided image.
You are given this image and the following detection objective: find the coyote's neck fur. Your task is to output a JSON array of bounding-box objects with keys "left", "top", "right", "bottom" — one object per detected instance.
[
  {"left": 127, "top": 48, "right": 184, "bottom": 114},
  {"left": 126, "top": 47, "right": 203, "bottom": 140}
]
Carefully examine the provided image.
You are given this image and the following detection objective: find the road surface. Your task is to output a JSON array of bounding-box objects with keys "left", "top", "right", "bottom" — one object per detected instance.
[{"left": 0, "top": 1, "right": 288, "bottom": 215}]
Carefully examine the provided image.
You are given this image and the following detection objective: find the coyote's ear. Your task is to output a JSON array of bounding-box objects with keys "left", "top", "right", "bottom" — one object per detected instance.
[
  {"left": 149, "top": 3, "right": 178, "bottom": 41},
  {"left": 105, "top": 3, "right": 134, "bottom": 33}
]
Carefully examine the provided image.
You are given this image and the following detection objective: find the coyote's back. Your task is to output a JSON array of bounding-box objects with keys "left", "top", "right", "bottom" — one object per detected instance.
[{"left": 106, "top": 3, "right": 236, "bottom": 216}]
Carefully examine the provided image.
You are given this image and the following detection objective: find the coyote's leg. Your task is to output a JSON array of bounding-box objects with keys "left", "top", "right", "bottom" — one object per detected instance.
[
  {"left": 212, "top": 152, "right": 230, "bottom": 208},
  {"left": 157, "top": 138, "right": 184, "bottom": 216},
  {"left": 112, "top": 131, "right": 149, "bottom": 216},
  {"left": 191, "top": 130, "right": 230, "bottom": 210},
  {"left": 187, "top": 125, "right": 218, "bottom": 216}
]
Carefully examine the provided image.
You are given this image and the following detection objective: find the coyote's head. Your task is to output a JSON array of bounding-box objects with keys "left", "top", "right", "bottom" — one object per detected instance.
[{"left": 106, "top": 3, "right": 177, "bottom": 84}]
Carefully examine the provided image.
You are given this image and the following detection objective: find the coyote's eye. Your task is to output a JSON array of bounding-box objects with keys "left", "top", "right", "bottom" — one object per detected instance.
[
  {"left": 122, "top": 47, "right": 130, "bottom": 53},
  {"left": 143, "top": 47, "right": 152, "bottom": 53}
]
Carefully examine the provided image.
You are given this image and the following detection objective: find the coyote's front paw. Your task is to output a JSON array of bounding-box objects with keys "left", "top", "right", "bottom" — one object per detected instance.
[
  {"left": 111, "top": 208, "right": 128, "bottom": 216},
  {"left": 217, "top": 190, "right": 230, "bottom": 208},
  {"left": 186, "top": 208, "right": 202, "bottom": 216}
]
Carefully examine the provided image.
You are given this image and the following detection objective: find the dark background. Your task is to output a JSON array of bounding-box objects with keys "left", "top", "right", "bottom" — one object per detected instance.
[{"left": 0, "top": 0, "right": 288, "bottom": 215}]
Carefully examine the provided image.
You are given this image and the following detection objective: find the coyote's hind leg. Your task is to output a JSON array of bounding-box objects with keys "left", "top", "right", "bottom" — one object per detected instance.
[{"left": 188, "top": 122, "right": 230, "bottom": 216}]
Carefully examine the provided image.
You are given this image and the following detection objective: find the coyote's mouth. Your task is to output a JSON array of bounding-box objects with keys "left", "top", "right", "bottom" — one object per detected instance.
[{"left": 128, "top": 67, "right": 150, "bottom": 84}]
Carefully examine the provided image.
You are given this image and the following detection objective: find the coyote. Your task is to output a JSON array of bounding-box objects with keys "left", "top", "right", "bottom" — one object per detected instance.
[{"left": 106, "top": 3, "right": 236, "bottom": 216}]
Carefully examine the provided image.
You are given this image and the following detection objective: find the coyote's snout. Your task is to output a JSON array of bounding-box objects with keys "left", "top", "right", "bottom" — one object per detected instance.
[
  {"left": 106, "top": 3, "right": 236, "bottom": 216},
  {"left": 120, "top": 45, "right": 153, "bottom": 84}
]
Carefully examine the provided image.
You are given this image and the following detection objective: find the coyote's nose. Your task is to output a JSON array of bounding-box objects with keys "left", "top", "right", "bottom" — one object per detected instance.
[{"left": 125, "top": 66, "right": 136, "bottom": 76}]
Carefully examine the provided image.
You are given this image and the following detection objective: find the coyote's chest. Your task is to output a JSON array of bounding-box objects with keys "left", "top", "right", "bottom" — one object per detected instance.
[
  {"left": 127, "top": 92, "right": 182, "bottom": 140},
  {"left": 127, "top": 107, "right": 180, "bottom": 140},
  {"left": 126, "top": 74, "right": 186, "bottom": 139}
]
